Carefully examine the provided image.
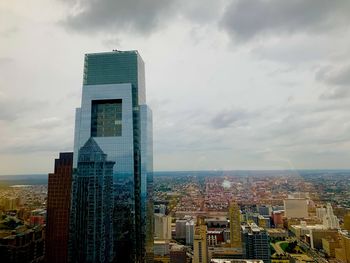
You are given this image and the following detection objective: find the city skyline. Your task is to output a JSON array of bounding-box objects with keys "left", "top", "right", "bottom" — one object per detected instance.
[{"left": 1, "top": 0, "right": 350, "bottom": 175}]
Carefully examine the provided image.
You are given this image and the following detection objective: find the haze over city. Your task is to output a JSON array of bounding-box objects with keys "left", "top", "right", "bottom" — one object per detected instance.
[{"left": 1, "top": 0, "right": 350, "bottom": 175}]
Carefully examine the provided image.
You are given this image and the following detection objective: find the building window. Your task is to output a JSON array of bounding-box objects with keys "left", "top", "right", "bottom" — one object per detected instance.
[{"left": 91, "top": 99, "right": 122, "bottom": 137}]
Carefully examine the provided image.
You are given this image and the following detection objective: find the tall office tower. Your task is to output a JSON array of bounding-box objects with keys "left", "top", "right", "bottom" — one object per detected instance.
[
  {"left": 69, "top": 138, "right": 115, "bottom": 263},
  {"left": 193, "top": 218, "right": 208, "bottom": 263},
  {"left": 323, "top": 203, "right": 340, "bottom": 229},
  {"left": 176, "top": 219, "right": 188, "bottom": 239},
  {"left": 46, "top": 152, "right": 73, "bottom": 263},
  {"left": 241, "top": 223, "right": 271, "bottom": 263},
  {"left": 229, "top": 201, "right": 242, "bottom": 248},
  {"left": 154, "top": 214, "right": 172, "bottom": 240},
  {"left": 335, "top": 232, "right": 350, "bottom": 262},
  {"left": 258, "top": 205, "right": 271, "bottom": 217},
  {"left": 316, "top": 207, "right": 327, "bottom": 219},
  {"left": 343, "top": 212, "right": 350, "bottom": 232},
  {"left": 186, "top": 219, "right": 195, "bottom": 245},
  {"left": 72, "top": 50, "right": 154, "bottom": 262}
]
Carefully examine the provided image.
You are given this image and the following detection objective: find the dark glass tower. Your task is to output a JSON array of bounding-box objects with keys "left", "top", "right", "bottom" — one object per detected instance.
[
  {"left": 241, "top": 223, "right": 271, "bottom": 263},
  {"left": 72, "top": 50, "right": 153, "bottom": 262},
  {"left": 69, "top": 138, "right": 115, "bottom": 263}
]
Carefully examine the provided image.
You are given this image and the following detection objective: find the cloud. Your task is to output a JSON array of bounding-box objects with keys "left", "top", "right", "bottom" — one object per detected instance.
[
  {"left": 60, "top": 0, "right": 231, "bottom": 35},
  {"left": 209, "top": 109, "right": 251, "bottom": 129},
  {"left": 0, "top": 136, "right": 72, "bottom": 154},
  {"left": 256, "top": 102, "right": 350, "bottom": 150},
  {"left": 30, "top": 117, "right": 62, "bottom": 129},
  {"left": 0, "top": 57, "right": 14, "bottom": 66},
  {"left": 61, "top": 0, "right": 178, "bottom": 35},
  {"left": 316, "top": 65, "right": 350, "bottom": 99},
  {"left": 0, "top": 26, "right": 19, "bottom": 38},
  {"left": 0, "top": 95, "right": 47, "bottom": 121},
  {"left": 221, "top": 0, "right": 350, "bottom": 41},
  {"left": 316, "top": 65, "right": 350, "bottom": 86}
]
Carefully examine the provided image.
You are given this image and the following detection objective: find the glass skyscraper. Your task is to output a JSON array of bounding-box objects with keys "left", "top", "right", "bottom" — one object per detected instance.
[
  {"left": 71, "top": 50, "right": 153, "bottom": 262},
  {"left": 69, "top": 138, "right": 115, "bottom": 263},
  {"left": 241, "top": 223, "right": 271, "bottom": 263}
]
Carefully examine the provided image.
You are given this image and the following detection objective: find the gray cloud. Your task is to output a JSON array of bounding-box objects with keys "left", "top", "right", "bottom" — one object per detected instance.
[
  {"left": 0, "top": 57, "right": 14, "bottom": 66},
  {"left": 316, "top": 65, "right": 350, "bottom": 86},
  {"left": 317, "top": 65, "right": 350, "bottom": 99},
  {"left": 320, "top": 87, "right": 350, "bottom": 100},
  {"left": 60, "top": 0, "right": 230, "bottom": 35},
  {"left": 0, "top": 26, "right": 19, "bottom": 38},
  {"left": 62, "top": 0, "right": 177, "bottom": 34},
  {"left": 0, "top": 137, "right": 72, "bottom": 154},
  {"left": 255, "top": 102, "right": 350, "bottom": 150},
  {"left": 209, "top": 109, "right": 251, "bottom": 129},
  {"left": 221, "top": 0, "right": 350, "bottom": 41},
  {"left": 0, "top": 95, "right": 47, "bottom": 121},
  {"left": 30, "top": 117, "right": 63, "bottom": 130}
]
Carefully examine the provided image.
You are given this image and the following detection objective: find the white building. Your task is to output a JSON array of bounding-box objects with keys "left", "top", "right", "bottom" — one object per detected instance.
[
  {"left": 316, "top": 207, "right": 326, "bottom": 219},
  {"left": 155, "top": 214, "right": 172, "bottom": 240},
  {"left": 323, "top": 203, "right": 340, "bottom": 229},
  {"left": 284, "top": 198, "right": 308, "bottom": 218},
  {"left": 186, "top": 220, "right": 195, "bottom": 245}
]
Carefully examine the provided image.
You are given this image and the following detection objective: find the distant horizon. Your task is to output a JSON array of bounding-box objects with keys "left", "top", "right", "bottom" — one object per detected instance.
[{"left": 1, "top": 168, "right": 350, "bottom": 177}]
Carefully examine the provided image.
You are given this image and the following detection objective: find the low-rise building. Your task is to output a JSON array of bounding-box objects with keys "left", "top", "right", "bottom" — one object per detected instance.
[{"left": 0, "top": 225, "right": 45, "bottom": 263}]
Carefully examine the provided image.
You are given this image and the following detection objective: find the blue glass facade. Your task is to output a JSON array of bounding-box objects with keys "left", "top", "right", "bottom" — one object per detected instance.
[
  {"left": 69, "top": 138, "right": 115, "bottom": 263},
  {"left": 72, "top": 51, "right": 153, "bottom": 262},
  {"left": 241, "top": 223, "right": 271, "bottom": 263}
]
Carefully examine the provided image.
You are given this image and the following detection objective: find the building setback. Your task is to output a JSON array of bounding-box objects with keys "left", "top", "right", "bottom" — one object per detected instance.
[{"left": 46, "top": 152, "right": 73, "bottom": 263}]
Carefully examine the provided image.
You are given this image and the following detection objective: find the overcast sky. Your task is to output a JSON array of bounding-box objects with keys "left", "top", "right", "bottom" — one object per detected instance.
[{"left": 1, "top": 0, "right": 350, "bottom": 175}]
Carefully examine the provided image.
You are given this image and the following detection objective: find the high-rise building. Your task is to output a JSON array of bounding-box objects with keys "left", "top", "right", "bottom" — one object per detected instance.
[
  {"left": 193, "top": 217, "right": 208, "bottom": 263},
  {"left": 335, "top": 232, "right": 350, "bottom": 262},
  {"left": 284, "top": 199, "right": 308, "bottom": 219},
  {"left": 229, "top": 201, "right": 241, "bottom": 248},
  {"left": 154, "top": 214, "right": 172, "bottom": 240},
  {"left": 46, "top": 152, "right": 73, "bottom": 263},
  {"left": 258, "top": 205, "right": 271, "bottom": 217},
  {"left": 316, "top": 207, "right": 327, "bottom": 219},
  {"left": 323, "top": 203, "right": 340, "bottom": 229},
  {"left": 176, "top": 219, "right": 188, "bottom": 240},
  {"left": 72, "top": 50, "right": 153, "bottom": 262},
  {"left": 0, "top": 225, "right": 45, "bottom": 263},
  {"left": 241, "top": 223, "right": 271, "bottom": 263},
  {"left": 343, "top": 212, "right": 350, "bottom": 232},
  {"left": 271, "top": 210, "right": 284, "bottom": 228},
  {"left": 69, "top": 138, "right": 115, "bottom": 263},
  {"left": 186, "top": 219, "right": 195, "bottom": 245}
]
